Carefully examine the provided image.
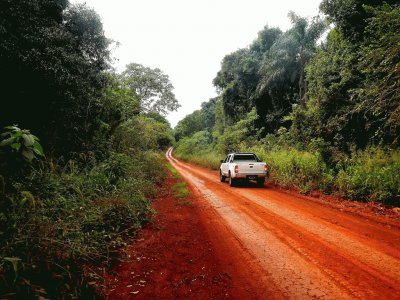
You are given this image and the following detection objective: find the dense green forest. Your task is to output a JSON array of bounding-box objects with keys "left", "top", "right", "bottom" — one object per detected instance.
[
  {"left": 0, "top": 0, "right": 176, "bottom": 297},
  {"left": 1, "top": 0, "right": 400, "bottom": 297},
  {"left": 174, "top": 0, "right": 400, "bottom": 204}
]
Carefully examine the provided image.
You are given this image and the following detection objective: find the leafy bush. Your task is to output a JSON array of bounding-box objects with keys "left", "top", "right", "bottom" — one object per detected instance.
[
  {"left": 254, "top": 148, "right": 330, "bottom": 192},
  {"left": 0, "top": 126, "right": 44, "bottom": 182},
  {"left": 336, "top": 147, "right": 400, "bottom": 204}
]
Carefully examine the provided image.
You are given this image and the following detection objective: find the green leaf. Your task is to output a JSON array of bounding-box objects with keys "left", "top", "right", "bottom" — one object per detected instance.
[
  {"left": 33, "top": 142, "right": 44, "bottom": 156},
  {"left": 21, "top": 197, "right": 28, "bottom": 206},
  {"left": 0, "top": 137, "right": 15, "bottom": 147},
  {"left": 4, "top": 126, "right": 19, "bottom": 131},
  {"left": 10, "top": 143, "right": 21, "bottom": 151},
  {"left": 22, "top": 134, "right": 35, "bottom": 146}
]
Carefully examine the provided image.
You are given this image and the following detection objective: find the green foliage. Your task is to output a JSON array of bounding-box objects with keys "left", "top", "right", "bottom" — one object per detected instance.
[
  {"left": 120, "top": 63, "right": 180, "bottom": 115},
  {"left": 212, "top": 15, "right": 326, "bottom": 136},
  {"left": 259, "top": 12, "right": 327, "bottom": 106},
  {"left": 0, "top": 150, "right": 166, "bottom": 298},
  {"left": 336, "top": 148, "right": 400, "bottom": 204},
  {"left": 0, "top": 0, "right": 112, "bottom": 155},
  {"left": 216, "top": 108, "right": 261, "bottom": 153},
  {"left": 320, "top": 0, "right": 399, "bottom": 43},
  {"left": 0, "top": 126, "right": 44, "bottom": 162},
  {"left": 352, "top": 4, "right": 400, "bottom": 145},
  {"left": 174, "top": 130, "right": 221, "bottom": 169},
  {"left": 175, "top": 131, "right": 214, "bottom": 156},
  {"left": 303, "top": 2, "right": 400, "bottom": 151},
  {"left": 0, "top": 126, "right": 45, "bottom": 182},
  {"left": 175, "top": 151, "right": 222, "bottom": 170},
  {"left": 0, "top": 1, "right": 179, "bottom": 298},
  {"left": 253, "top": 147, "right": 331, "bottom": 192},
  {"left": 114, "top": 115, "right": 174, "bottom": 153},
  {"left": 174, "top": 98, "right": 217, "bottom": 141},
  {"left": 304, "top": 29, "right": 367, "bottom": 151}
]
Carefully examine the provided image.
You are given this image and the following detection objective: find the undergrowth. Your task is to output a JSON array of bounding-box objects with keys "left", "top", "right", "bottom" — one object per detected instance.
[
  {"left": 0, "top": 151, "right": 165, "bottom": 298},
  {"left": 336, "top": 148, "right": 400, "bottom": 204}
]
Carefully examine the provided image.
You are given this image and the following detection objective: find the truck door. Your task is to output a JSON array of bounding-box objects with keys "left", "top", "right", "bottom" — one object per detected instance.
[{"left": 221, "top": 154, "right": 231, "bottom": 176}]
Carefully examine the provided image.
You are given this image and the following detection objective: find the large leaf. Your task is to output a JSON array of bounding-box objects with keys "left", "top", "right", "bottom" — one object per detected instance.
[
  {"left": 0, "top": 137, "right": 15, "bottom": 147},
  {"left": 10, "top": 143, "right": 21, "bottom": 151},
  {"left": 22, "top": 134, "right": 35, "bottom": 146},
  {"left": 33, "top": 142, "right": 45, "bottom": 156}
]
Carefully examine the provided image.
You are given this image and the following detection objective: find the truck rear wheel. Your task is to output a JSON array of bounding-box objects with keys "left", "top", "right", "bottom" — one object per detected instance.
[
  {"left": 256, "top": 178, "right": 265, "bottom": 187},
  {"left": 229, "top": 174, "right": 236, "bottom": 187},
  {"left": 220, "top": 171, "right": 226, "bottom": 182}
]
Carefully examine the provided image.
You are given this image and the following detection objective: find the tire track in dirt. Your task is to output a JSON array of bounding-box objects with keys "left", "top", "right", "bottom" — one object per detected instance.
[{"left": 167, "top": 148, "right": 400, "bottom": 299}]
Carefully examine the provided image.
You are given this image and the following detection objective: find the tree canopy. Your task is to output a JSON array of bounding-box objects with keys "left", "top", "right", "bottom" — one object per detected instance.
[
  {"left": 0, "top": 0, "right": 111, "bottom": 155},
  {"left": 120, "top": 63, "right": 180, "bottom": 115}
]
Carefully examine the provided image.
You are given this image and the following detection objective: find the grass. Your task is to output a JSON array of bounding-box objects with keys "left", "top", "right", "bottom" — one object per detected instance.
[
  {"left": 251, "top": 146, "right": 331, "bottom": 193},
  {"left": 165, "top": 163, "right": 192, "bottom": 206},
  {"left": 165, "top": 163, "right": 181, "bottom": 178},
  {"left": 172, "top": 182, "right": 190, "bottom": 199},
  {"left": 335, "top": 147, "right": 400, "bottom": 204},
  {"left": 174, "top": 151, "right": 222, "bottom": 170}
]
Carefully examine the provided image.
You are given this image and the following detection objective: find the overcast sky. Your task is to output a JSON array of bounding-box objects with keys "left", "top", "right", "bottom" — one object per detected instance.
[{"left": 72, "top": 0, "right": 322, "bottom": 127}]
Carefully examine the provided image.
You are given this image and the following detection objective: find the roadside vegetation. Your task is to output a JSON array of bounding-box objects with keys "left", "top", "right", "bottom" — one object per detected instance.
[
  {"left": 0, "top": 1, "right": 177, "bottom": 298},
  {"left": 174, "top": 0, "right": 400, "bottom": 206},
  {"left": 165, "top": 164, "right": 191, "bottom": 205}
]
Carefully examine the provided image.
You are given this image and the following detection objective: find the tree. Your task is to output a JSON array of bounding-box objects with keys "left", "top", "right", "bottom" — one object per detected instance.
[
  {"left": 213, "top": 27, "right": 282, "bottom": 126},
  {"left": 0, "top": 0, "right": 111, "bottom": 155},
  {"left": 320, "top": 0, "right": 400, "bottom": 43},
  {"left": 258, "top": 12, "right": 327, "bottom": 106},
  {"left": 302, "top": 2, "right": 400, "bottom": 152},
  {"left": 120, "top": 63, "right": 180, "bottom": 115},
  {"left": 352, "top": 4, "right": 400, "bottom": 146}
]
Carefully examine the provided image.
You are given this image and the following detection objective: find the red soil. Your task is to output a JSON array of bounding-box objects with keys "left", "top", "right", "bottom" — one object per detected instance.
[{"left": 101, "top": 171, "right": 276, "bottom": 299}]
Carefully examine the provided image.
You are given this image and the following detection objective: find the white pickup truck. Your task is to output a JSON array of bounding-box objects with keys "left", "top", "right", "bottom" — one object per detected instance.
[{"left": 219, "top": 152, "right": 269, "bottom": 187}]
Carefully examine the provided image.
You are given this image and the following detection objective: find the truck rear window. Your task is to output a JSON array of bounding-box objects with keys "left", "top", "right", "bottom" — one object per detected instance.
[{"left": 233, "top": 154, "right": 258, "bottom": 162}]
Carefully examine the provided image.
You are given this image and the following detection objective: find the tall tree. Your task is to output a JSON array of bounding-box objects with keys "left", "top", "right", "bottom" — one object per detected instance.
[
  {"left": 120, "top": 63, "right": 180, "bottom": 115},
  {"left": 258, "top": 12, "right": 327, "bottom": 107},
  {"left": 213, "top": 26, "right": 282, "bottom": 127}
]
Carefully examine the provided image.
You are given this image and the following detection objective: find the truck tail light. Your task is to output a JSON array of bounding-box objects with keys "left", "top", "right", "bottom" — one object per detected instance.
[
  {"left": 264, "top": 164, "right": 268, "bottom": 173},
  {"left": 234, "top": 165, "right": 239, "bottom": 173}
]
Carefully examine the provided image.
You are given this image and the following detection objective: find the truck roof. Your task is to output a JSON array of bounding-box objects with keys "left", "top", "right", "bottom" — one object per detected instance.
[{"left": 228, "top": 152, "right": 256, "bottom": 155}]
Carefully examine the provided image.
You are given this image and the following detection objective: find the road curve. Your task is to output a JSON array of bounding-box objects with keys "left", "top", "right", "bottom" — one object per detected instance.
[{"left": 166, "top": 148, "right": 400, "bottom": 299}]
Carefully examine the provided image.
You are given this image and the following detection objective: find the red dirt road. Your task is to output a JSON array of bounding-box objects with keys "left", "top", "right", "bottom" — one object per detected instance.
[{"left": 104, "top": 149, "right": 400, "bottom": 299}]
